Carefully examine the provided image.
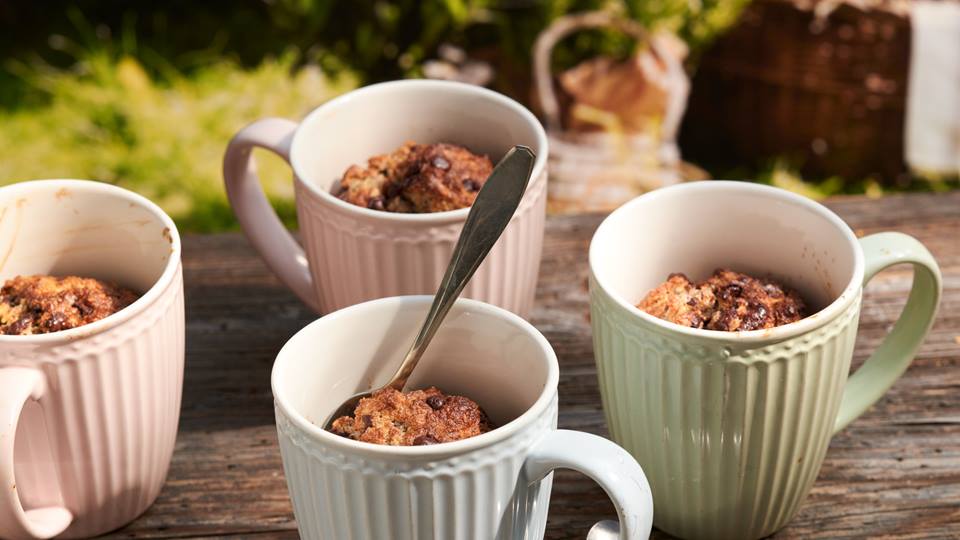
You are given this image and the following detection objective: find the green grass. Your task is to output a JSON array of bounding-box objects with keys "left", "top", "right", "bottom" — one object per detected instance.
[
  {"left": 0, "top": 51, "right": 355, "bottom": 232},
  {"left": 750, "top": 160, "right": 958, "bottom": 201}
]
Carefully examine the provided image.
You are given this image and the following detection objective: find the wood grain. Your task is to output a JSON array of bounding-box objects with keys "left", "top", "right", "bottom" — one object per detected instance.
[{"left": 105, "top": 191, "right": 960, "bottom": 539}]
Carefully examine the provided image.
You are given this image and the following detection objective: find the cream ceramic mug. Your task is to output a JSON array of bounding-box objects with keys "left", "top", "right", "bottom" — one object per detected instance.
[
  {"left": 589, "top": 181, "right": 941, "bottom": 540},
  {"left": 223, "top": 80, "right": 548, "bottom": 318},
  {"left": 272, "top": 296, "right": 654, "bottom": 540},
  {"left": 0, "top": 180, "right": 184, "bottom": 539}
]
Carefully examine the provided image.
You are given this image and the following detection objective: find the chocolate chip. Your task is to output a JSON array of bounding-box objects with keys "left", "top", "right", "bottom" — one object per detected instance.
[
  {"left": 721, "top": 284, "right": 743, "bottom": 300},
  {"left": 463, "top": 179, "right": 480, "bottom": 192},
  {"left": 384, "top": 182, "right": 401, "bottom": 199},
  {"left": 367, "top": 197, "right": 385, "bottom": 211},
  {"left": 426, "top": 395, "right": 445, "bottom": 410},
  {"left": 401, "top": 175, "right": 417, "bottom": 188},
  {"left": 739, "top": 303, "right": 769, "bottom": 331},
  {"left": 6, "top": 317, "right": 31, "bottom": 335},
  {"left": 47, "top": 312, "right": 68, "bottom": 331},
  {"left": 432, "top": 156, "right": 450, "bottom": 170},
  {"left": 361, "top": 415, "right": 373, "bottom": 428},
  {"left": 413, "top": 434, "right": 439, "bottom": 446}
]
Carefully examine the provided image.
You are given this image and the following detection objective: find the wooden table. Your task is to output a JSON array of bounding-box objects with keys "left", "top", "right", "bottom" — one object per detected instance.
[{"left": 108, "top": 191, "right": 960, "bottom": 539}]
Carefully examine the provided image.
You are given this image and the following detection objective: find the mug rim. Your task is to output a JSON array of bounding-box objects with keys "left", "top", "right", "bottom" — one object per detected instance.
[
  {"left": 288, "top": 79, "right": 550, "bottom": 225},
  {"left": 589, "top": 180, "right": 866, "bottom": 344},
  {"left": 271, "top": 295, "right": 560, "bottom": 458},
  {"left": 0, "top": 179, "right": 182, "bottom": 345}
]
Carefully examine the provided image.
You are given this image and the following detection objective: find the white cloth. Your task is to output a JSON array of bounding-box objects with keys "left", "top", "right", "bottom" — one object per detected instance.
[{"left": 906, "top": 1, "right": 960, "bottom": 175}]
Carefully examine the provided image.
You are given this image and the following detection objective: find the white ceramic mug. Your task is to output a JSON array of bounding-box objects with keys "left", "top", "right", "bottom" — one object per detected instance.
[
  {"left": 223, "top": 80, "right": 548, "bottom": 318},
  {"left": 0, "top": 180, "right": 185, "bottom": 539},
  {"left": 272, "top": 296, "right": 654, "bottom": 539}
]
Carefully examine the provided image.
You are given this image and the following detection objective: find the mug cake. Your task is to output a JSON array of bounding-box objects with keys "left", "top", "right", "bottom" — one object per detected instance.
[
  {"left": 637, "top": 269, "right": 806, "bottom": 332},
  {"left": 335, "top": 141, "right": 493, "bottom": 213},
  {"left": 0, "top": 275, "right": 139, "bottom": 335},
  {"left": 329, "top": 386, "right": 492, "bottom": 446}
]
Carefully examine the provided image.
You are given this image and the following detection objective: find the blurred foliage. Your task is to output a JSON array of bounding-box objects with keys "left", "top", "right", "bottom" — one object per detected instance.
[
  {"left": 0, "top": 34, "right": 355, "bottom": 232},
  {"left": 1, "top": 0, "right": 952, "bottom": 234},
  {"left": 268, "top": 0, "right": 752, "bottom": 85},
  {"left": 0, "top": 0, "right": 753, "bottom": 233},
  {"left": 757, "top": 162, "right": 878, "bottom": 201},
  {"left": 0, "top": 1, "right": 753, "bottom": 97},
  {"left": 0, "top": 1, "right": 303, "bottom": 110},
  {"left": 749, "top": 160, "right": 958, "bottom": 200}
]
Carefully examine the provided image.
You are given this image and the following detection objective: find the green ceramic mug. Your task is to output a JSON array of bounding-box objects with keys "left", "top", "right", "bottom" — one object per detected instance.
[{"left": 588, "top": 181, "right": 941, "bottom": 540}]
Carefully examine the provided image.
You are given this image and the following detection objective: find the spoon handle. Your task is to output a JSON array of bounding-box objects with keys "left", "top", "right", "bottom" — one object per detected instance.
[{"left": 387, "top": 146, "right": 536, "bottom": 391}]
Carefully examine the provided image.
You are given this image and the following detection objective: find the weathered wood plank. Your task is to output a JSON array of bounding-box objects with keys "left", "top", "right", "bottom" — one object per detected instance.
[{"left": 105, "top": 191, "right": 960, "bottom": 539}]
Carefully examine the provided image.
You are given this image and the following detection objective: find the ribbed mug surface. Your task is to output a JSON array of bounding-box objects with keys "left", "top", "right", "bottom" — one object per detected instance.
[{"left": 590, "top": 280, "right": 858, "bottom": 539}]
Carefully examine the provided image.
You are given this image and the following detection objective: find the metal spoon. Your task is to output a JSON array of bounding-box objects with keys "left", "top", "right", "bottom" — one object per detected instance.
[
  {"left": 323, "top": 145, "right": 537, "bottom": 430},
  {"left": 587, "top": 521, "right": 620, "bottom": 540}
]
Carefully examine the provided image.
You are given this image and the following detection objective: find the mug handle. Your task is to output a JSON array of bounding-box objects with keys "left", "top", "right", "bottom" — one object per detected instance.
[
  {"left": 0, "top": 367, "right": 73, "bottom": 539},
  {"left": 223, "top": 118, "right": 322, "bottom": 313},
  {"left": 834, "top": 232, "right": 942, "bottom": 433},
  {"left": 524, "top": 429, "right": 654, "bottom": 539}
]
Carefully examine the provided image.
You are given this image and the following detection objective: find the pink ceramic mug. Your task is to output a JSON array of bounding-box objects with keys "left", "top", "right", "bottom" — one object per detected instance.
[
  {"left": 223, "top": 80, "right": 549, "bottom": 317},
  {"left": 0, "top": 180, "right": 185, "bottom": 539}
]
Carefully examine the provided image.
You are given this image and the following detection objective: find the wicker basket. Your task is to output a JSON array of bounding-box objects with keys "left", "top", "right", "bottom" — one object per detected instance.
[
  {"left": 533, "top": 11, "right": 696, "bottom": 214},
  {"left": 679, "top": 0, "right": 911, "bottom": 182}
]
